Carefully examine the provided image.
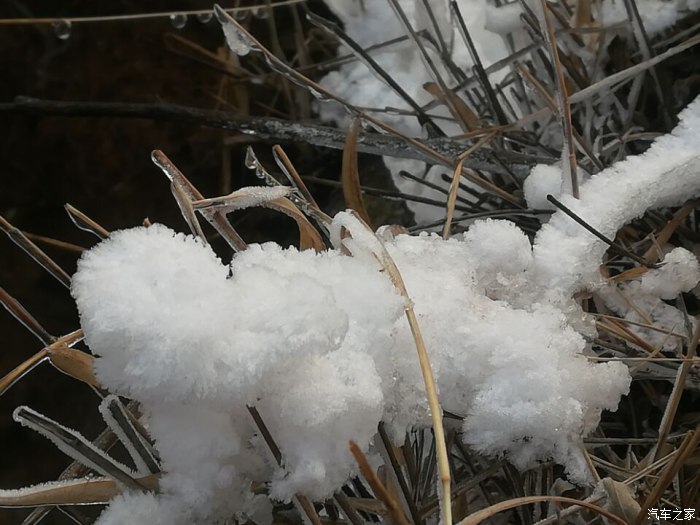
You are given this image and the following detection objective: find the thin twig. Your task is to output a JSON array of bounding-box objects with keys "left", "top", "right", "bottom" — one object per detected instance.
[
  {"left": 536, "top": 0, "right": 578, "bottom": 197},
  {"left": 1, "top": 215, "right": 71, "bottom": 288},
  {"left": 349, "top": 440, "right": 411, "bottom": 525},
  {"left": 546, "top": 195, "right": 658, "bottom": 268}
]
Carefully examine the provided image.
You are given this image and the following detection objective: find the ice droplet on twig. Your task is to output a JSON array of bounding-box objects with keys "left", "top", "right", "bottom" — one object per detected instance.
[
  {"left": 51, "top": 20, "right": 72, "bottom": 40},
  {"left": 252, "top": 6, "right": 270, "bottom": 19},
  {"left": 234, "top": 9, "right": 251, "bottom": 21},
  {"left": 196, "top": 11, "right": 213, "bottom": 24},
  {"left": 169, "top": 13, "right": 188, "bottom": 30},
  {"left": 215, "top": 4, "right": 257, "bottom": 56}
]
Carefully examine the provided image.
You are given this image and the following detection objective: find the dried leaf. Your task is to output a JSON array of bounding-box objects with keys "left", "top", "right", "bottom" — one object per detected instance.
[
  {"left": 264, "top": 198, "right": 326, "bottom": 251},
  {"left": 193, "top": 186, "right": 292, "bottom": 212},
  {"left": 48, "top": 345, "right": 99, "bottom": 387},
  {"left": 423, "top": 82, "right": 481, "bottom": 130},
  {"left": 598, "top": 478, "right": 641, "bottom": 524},
  {"left": 349, "top": 440, "right": 410, "bottom": 525},
  {"left": 0, "top": 474, "right": 159, "bottom": 507}
]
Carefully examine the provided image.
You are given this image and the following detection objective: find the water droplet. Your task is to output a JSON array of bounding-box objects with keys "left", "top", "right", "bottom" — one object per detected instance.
[
  {"left": 169, "top": 13, "right": 188, "bottom": 30},
  {"left": 244, "top": 147, "right": 259, "bottom": 170},
  {"left": 51, "top": 19, "right": 72, "bottom": 40},
  {"left": 252, "top": 6, "right": 270, "bottom": 19},
  {"left": 196, "top": 11, "right": 213, "bottom": 24},
  {"left": 308, "top": 87, "right": 332, "bottom": 101},
  {"left": 214, "top": 5, "right": 257, "bottom": 56},
  {"left": 234, "top": 9, "right": 251, "bottom": 21},
  {"left": 221, "top": 23, "right": 256, "bottom": 56}
]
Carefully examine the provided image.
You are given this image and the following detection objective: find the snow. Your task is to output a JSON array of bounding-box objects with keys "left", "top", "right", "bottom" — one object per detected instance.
[
  {"left": 594, "top": 247, "right": 700, "bottom": 353},
  {"left": 43, "top": 4, "right": 700, "bottom": 521},
  {"left": 598, "top": 0, "right": 700, "bottom": 36},
  {"left": 320, "top": 0, "right": 512, "bottom": 222},
  {"left": 640, "top": 247, "right": 700, "bottom": 300},
  {"left": 318, "top": 0, "right": 700, "bottom": 223},
  {"left": 70, "top": 213, "right": 636, "bottom": 522},
  {"left": 529, "top": 96, "right": 700, "bottom": 299},
  {"left": 523, "top": 163, "right": 562, "bottom": 210},
  {"left": 73, "top": 99, "right": 700, "bottom": 524}
]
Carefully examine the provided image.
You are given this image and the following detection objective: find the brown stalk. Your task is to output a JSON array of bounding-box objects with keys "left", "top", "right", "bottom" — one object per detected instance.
[
  {"left": 342, "top": 117, "right": 372, "bottom": 226},
  {"left": 654, "top": 319, "right": 700, "bottom": 461},
  {"left": 272, "top": 144, "right": 322, "bottom": 212},
  {"left": 262, "top": 198, "right": 326, "bottom": 251},
  {"left": 339, "top": 211, "right": 452, "bottom": 525},
  {"left": 151, "top": 150, "right": 247, "bottom": 251},
  {"left": 0, "top": 349, "right": 48, "bottom": 397},
  {"left": 423, "top": 82, "right": 481, "bottom": 132},
  {"left": 193, "top": 190, "right": 325, "bottom": 251},
  {"left": 170, "top": 181, "right": 207, "bottom": 240},
  {"left": 1, "top": 215, "right": 71, "bottom": 288},
  {"left": 21, "top": 232, "right": 85, "bottom": 253},
  {"left": 0, "top": 330, "right": 94, "bottom": 396},
  {"left": 597, "top": 318, "right": 657, "bottom": 355},
  {"left": 0, "top": 286, "right": 54, "bottom": 345},
  {"left": 643, "top": 200, "right": 698, "bottom": 263},
  {"left": 537, "top": 0, "right": 578, "bottom": 197},
  {"left": 459, "top": 495, "right": 628, "bottom": 525},
  {"left": 443, "top": 132, "right": 497, "bottom": 239},
  {"left": 349, "top": 440, "right": 410, "bottom": 525},
  {"left": 443, "top": 158, "right": 465, "bottom": 240},
  {"left": 635, "top": 425, "right": 700, "bottom": 525},
  {"left": 247, "top": 406, "right": 323, "bottom": 525}
]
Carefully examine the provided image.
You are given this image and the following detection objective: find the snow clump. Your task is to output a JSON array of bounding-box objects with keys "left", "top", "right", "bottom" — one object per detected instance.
[{"left": 73, "top": 217, "right": 630, "bottom": 523}]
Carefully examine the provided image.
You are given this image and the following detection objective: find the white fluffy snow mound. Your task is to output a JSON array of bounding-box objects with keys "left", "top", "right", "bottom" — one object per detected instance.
[{"left": 73, "top": 216, "right": 632, "bottom": 523}]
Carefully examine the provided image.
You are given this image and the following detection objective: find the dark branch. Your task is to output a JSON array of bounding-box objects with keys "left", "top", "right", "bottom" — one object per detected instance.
[{"left": 1, "top": 96, "right": 552, "bottom": 174}]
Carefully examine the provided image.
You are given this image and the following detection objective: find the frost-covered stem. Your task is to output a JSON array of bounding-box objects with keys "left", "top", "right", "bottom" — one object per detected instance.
[
  {"left": 535, "top": 0, "right": 578, "bottom": 198},
  {"left": 0, "top": 474, "right": 160, "bottom": 507},
  {"left": 0, "top": 215, "right": 72, "bottom": 288},
  {"left": 0, "top": 349, "right": 48, "bottom": 396},
  {"left": 404, "top": 306, "right": 452, "bottom": 525},
  {"left": 635, "top": 425, "right": 700, "bottom": 525},
  {"left": 4, "top": 96, "right": 537, "bottom": 176},
  {"left": 342, "top": 211, "right": 452, "bottom": 525},
  {"left": 654, "top": 319, "right": 700, "bottom": 460}
]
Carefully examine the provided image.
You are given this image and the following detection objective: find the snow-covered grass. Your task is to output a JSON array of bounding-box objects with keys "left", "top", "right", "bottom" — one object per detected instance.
[
  {"left": 2, "top": 1, "right": 700, "bottom": 524},
  {"left": 61, "top": 95, "right": 700, "bottom": 523}
]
